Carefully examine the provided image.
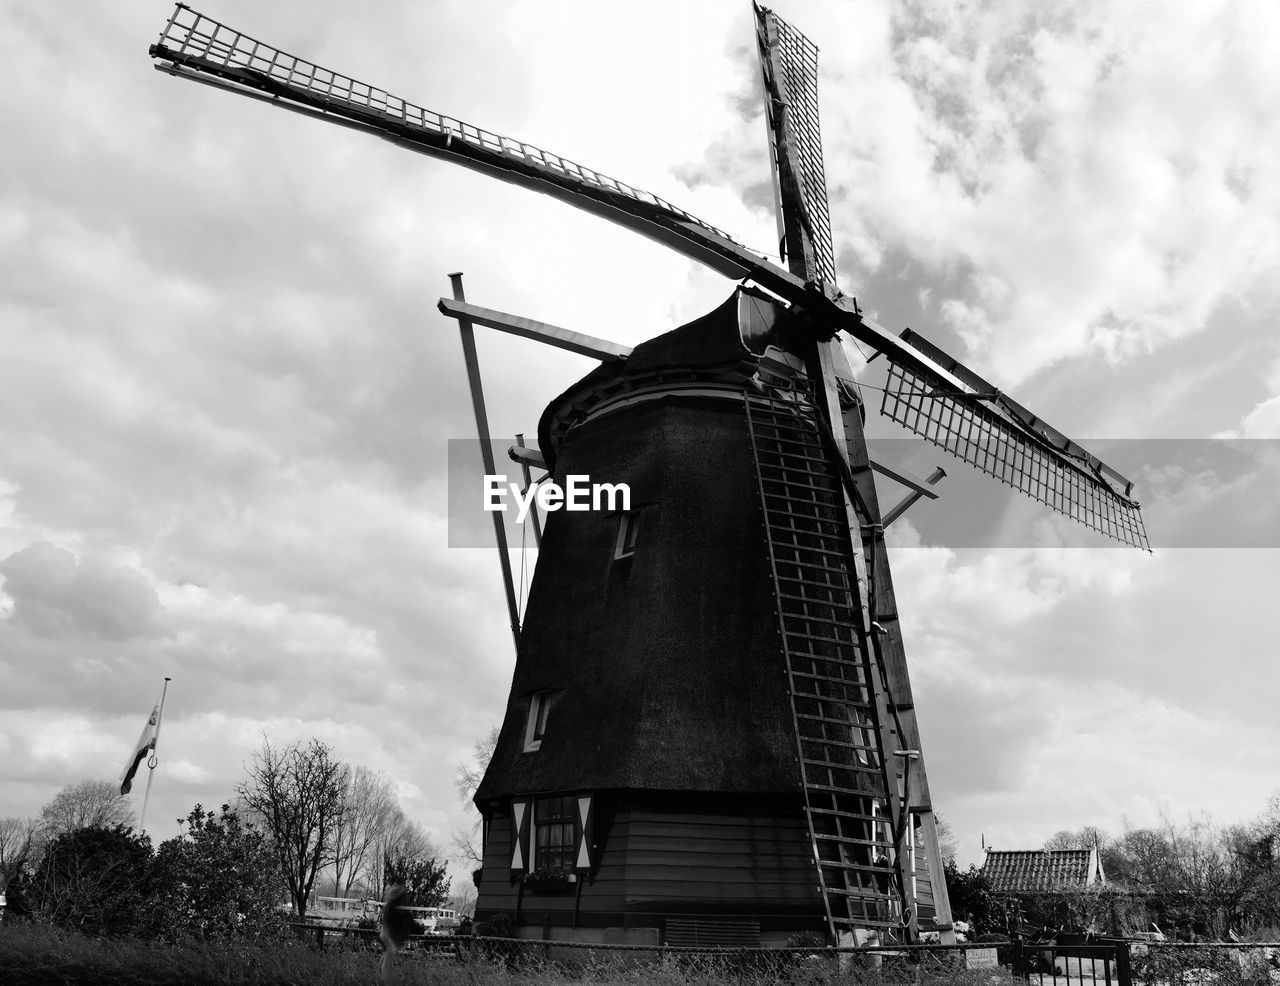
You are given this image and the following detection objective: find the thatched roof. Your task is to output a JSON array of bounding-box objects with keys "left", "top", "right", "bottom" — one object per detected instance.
[
  {"left": 536, "top": 288, "right": 787, "bottom": 471},
  {"left": 475, "top": 289, "right": 808, "bottom": 805}
]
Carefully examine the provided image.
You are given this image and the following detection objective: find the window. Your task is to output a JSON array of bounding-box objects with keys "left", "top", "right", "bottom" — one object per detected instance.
[
  {"left": 614, "top": 511, "right": 639, "bottom": 559},
  {"left": 534, "top": 794, "right": 577, "bottom": 873},
  {"left": 523, "top": 690, "right": 552, "bottom": 752}
]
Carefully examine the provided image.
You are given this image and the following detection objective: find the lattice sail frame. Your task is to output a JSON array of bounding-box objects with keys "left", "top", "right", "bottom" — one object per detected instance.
[
  {"left": 755, "top": 4, "right": 838, "bottom": 286},
  {"left": 150, "top": 5, "right": 739, "bottom": 248},
  {"left": 881, "top": 360, "right": 1150, "bottom": 550}
]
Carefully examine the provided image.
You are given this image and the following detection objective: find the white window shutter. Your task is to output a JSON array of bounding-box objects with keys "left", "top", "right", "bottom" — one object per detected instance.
[
  {"left": 510, "top": 798, "right": 530, "bottom": 875},
  {"left": 574, "top": 794, "right": 594, "bottom": 873}
]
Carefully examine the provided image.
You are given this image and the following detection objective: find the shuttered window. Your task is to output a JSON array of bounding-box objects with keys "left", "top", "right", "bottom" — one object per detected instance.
[{"left": 534, "top": 794, "right": 576, "bottom": 872}]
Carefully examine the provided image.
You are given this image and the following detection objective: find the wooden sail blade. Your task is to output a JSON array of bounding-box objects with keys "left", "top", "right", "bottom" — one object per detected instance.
[
  {"left": 880, "top": 331, "right": 1150, "bottom": 551},
  {"left": 147, "top": 6, "right": 987, "bottom": 404},
  {"left": 147, "top": 5, "right": 761, "bottom": 279},
  {"left": 755, "top": 4, "right": 837, "bottom": 286}
]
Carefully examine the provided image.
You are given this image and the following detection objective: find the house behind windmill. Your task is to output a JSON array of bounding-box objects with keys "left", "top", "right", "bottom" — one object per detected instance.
[{"left": 982, "top": 849, "right": 1107, "bottom": 893}]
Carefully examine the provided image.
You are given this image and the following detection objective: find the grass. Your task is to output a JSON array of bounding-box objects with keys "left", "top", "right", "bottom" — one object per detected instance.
[
  {"left": 0, "top": 921, "right": 1020, "bottom": 985},
  {"left": 0, "top": 922, "right": 384, "bottom": 986}
]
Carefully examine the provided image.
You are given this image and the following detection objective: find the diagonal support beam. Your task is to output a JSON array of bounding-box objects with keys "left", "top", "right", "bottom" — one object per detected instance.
[
  {"left": 513, "top": 434, "right": 543, "bottom": 549},
  {"left": 449, "top": 274, "right": 522, "bottom": 655},
  {"left": 869, "top": 460, "right": 944, "bottom": 500},
  {"left": 437, "top": 302, "right": 632, "bottom": 361},
  {"left": 882, "top": 466, "right": 947, "bottom": 529}
]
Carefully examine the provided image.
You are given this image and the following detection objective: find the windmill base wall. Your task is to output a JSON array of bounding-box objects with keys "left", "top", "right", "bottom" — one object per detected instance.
[{"left": 475, "top": 791, "right": 828, "bottom": 945}]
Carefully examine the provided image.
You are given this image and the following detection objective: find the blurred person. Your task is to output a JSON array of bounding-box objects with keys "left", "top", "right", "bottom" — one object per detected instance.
[{"left": 379, "top": 885, "right": 414, "bottom": 983}]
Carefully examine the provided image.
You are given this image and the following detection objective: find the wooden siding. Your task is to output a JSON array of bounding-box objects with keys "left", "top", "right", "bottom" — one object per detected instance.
[
  {"left": 623, "top": 794, "right": 824, "bottom": 931},
  {"left": 477, "top": 792, "right": 826, "bottom": 935}
]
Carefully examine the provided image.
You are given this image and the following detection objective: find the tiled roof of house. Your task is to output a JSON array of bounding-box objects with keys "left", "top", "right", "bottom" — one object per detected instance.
[{"left": 981, "top": 849, "right": 1103, "bottom": 892}]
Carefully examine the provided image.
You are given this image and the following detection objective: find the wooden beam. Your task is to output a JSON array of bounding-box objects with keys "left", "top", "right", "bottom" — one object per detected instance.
[
  {"left": 882, "top": 466, "right": 947, "bottom": 529},
  {"left": 509, "top": 445, "right": 547, "bottom": 471},
  {"left": 437, "top": 300, "right": 632, "bottom": 361},
  {"left": 449, "top": 274, "right": 522, "bottom": 655},
  {"left": 915, "top": 810, "right": 957, "bottom": 942},
  {"left": 869, "top": 459, "right": 944, "bottom": 500},
  {"left": 514, "top": 434, "right": 543, "bottom": 549}
]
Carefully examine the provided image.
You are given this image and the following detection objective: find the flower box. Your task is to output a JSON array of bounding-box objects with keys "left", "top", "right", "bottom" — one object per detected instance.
[{"left": 522, "top": 868, "right": 577, "bottom": 891}]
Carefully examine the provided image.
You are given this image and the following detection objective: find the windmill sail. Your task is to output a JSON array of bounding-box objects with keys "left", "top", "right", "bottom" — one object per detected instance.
[
  {"left": 146, "top": 5, "right": 980, "bottom": 400},
  {"left": 148, "top": 5, "right": 754, "bottom": 282},
  {"left": 754, "top": 4, "right": 837, "bottom": 285},
  {"left": 882, "top": 330, "right": 1150, "bottom": 550}
]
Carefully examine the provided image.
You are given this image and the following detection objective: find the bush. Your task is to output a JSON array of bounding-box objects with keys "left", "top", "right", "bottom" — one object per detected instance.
[
  {"left": 944, "top": 861, "right": 1002, "bottom": 936},
  {"left": 18, "top": 805, "right": 289, "bottom": 943},
  {"left": 27, "top": 824, "right": 152, "bottom": 935},
  {"left": 143, "top": 804, "right": 288, "bottom": 942}
]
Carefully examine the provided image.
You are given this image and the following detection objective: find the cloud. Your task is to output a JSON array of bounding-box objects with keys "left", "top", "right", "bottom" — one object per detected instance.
[
  {"left": 0, "top": 542, "right": 160, "bottom": 640},
  {"left": 681, "top": 1, "right": 1280, "bottom": 389},
  {"left": 1218, "top": 397, "right": 1280, "bottom": 440},
  {"left": 870, "top": 2, "right": 1280, "bottom": 383}
]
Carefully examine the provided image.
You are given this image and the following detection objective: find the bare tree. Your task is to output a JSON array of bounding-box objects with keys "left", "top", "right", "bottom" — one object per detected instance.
[
  {"left": 448, "top": 876, "right": 478, "bottom": 918},
  {"left": 236, "top": 736, "right": 350, "bottom": 919},
  {"left": 452, "top": 728, "right": 498, "bottom": 866},
  {"left": 366, "top": 808, "right": 435, "bottom": 901},
  {"left": 328, "top": 766, "right": 398, "bottom": 897},
  {"left": 1045, "top": 826, "right": 1111, "bottom": 851},
  {"left": 39, "top": 780, "right": 134, "bottom": 838},
  {"left": 933, "top": 813, "right": 958, "bottom": 867},
  {"left": 0, "top": 816, "right": 36, "bottom": 892}
]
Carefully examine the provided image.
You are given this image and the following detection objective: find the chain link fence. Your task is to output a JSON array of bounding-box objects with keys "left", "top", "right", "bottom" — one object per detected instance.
[
  {"left": 427, "top": 936, "right": 1012, "bottom": 984},
  {"left": 1131, "top": 942, "right": 1280, "bottom": 985},
  {"left": 290, "top": 925, "right": 1280, "bottom": 985}
]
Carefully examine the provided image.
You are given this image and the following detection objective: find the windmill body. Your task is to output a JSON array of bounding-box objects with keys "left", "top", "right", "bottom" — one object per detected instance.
[
  {"left": 476, "top": 292, "right": 814, "bottom": 942},
  {"left": 472, "top": 289, "right": 940, "bottom": 943},
  {"left": 148, "top": 1, "right": 1148, "bottom": 949}
]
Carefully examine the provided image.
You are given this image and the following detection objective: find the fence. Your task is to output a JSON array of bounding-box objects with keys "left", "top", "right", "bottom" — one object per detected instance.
[
  {"left": 1131, "top": 942, "right": 1280, "bottom": 985},
  {"left": 1010, "top": 939, "right": 1128, "bottom": 984},
  {"left": 288, "top": 926, "right": 1280, "bottom": 985},
  {"left": 288, "top": 921, "right": 459, "bottom": 954},
  {"left": 459, "top": 937, "right": 1004, "bottom": 983}
]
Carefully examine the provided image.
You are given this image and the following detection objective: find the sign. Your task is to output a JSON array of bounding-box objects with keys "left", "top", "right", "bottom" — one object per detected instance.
[{"left": 966, "top": 947, "right": 999, "bottom": 969}]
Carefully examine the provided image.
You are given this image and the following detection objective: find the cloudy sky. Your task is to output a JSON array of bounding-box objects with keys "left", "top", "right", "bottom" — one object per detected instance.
[{"left": 3, "top": 0, "right": 1279, "bottom": 875}]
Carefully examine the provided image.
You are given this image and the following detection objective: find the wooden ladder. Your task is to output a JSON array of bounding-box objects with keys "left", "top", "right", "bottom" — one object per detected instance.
[{"left": 745, "top": 391, "right": 903, "bottom": 939}]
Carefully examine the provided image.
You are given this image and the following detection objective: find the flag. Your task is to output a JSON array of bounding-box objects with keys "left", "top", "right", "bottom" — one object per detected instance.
[{"left": 119, "top": 703, "right": 159, "bottom": 795}]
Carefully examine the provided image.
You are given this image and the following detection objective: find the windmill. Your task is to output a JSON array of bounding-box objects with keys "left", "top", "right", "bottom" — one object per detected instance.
[{"left": 148, "top": 3, "right": 1149, "bottom": 948}]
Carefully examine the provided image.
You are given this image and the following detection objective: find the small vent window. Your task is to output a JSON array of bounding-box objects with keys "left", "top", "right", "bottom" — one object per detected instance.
[
  {"left": 614, "top": 511, "right": 639, "bottom": 559},
  {"left": 523, "top": 691, "right": 552, "bottom": 752}
]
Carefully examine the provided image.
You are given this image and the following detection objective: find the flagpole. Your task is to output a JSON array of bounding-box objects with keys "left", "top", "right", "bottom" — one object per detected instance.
[{"left": 139, "top": 677, "right": 171, "bottom": 834}]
